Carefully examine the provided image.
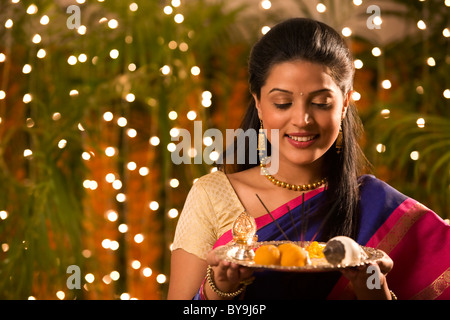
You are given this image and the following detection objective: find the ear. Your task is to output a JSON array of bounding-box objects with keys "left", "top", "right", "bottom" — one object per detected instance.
[
  {"left": 252, "top": 93, "right": 263, "bottom": 120},
  {"left": 341, "top": 90, "right": 353, "bottom": 120}
]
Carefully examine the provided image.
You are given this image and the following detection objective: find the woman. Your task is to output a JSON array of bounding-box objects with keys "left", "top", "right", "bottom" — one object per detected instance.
[{"left": 168, "top": 18, "right": 450, "bottom": 300}]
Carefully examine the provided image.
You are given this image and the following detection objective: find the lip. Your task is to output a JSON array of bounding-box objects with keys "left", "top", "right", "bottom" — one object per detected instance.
[
  {"left": 285, "top": 133, "right": 319, "bottom": 148},
  {"left": 287, "top": 132, "right": 317, "bottom": 137}
]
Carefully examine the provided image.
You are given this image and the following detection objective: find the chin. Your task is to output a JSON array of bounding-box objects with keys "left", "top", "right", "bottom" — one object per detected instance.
[{"left": 283, "top": 153, "right": 324, "bottom": 167}]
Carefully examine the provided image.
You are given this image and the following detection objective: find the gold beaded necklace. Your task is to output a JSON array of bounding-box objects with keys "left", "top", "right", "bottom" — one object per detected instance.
[{"left": 259, "top": 158, "right": 327, "bottom": 192}]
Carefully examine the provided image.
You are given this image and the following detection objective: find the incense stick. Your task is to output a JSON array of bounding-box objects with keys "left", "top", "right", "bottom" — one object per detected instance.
[
  {"left": 255, "top": 194, "right": 289, "bottom": 241},
  {"left": 287, "top": 205, "right": 299, "bottom": 241},
  {"left": 300, "top": 194, "right": 310, "bottom": 247},
  {"left": 310, "top": 200, "right": 339, "bottom": 242},
  {"left": 301, "top": 196, "right": 312, "bottom": 247}
]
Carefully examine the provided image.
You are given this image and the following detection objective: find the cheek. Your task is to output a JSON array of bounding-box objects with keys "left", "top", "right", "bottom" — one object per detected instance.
[
  {"left": 260, "top": 107, "right": 288, "bottom": 139},
  {"left": 311, "top": 113, "right": 342, "bottom": 148},
  {"left": 264, "top": 117, "right": 285, "bottom": 131},
  {"left": 327, "top": 118, "right": 341, "bottom": 134},
  {"left": 317, "top": 110, "right": 342, "bottom": 132},
  {"left": 323, "top": 120, "right": 341, "bottom": 143},
  {"left": 263, "top": 119, "right": 281, "bottom": 145}
]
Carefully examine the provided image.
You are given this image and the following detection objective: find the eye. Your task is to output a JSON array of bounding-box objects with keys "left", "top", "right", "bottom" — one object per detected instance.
[
  {"left": 274, "top": 103, "right": 292, "bottom": 109},
  {"left": 311, "top": 103, "right": 332, "bottom": 109}
]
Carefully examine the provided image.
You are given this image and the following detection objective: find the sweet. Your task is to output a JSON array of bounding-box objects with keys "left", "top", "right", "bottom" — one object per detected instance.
[
  {"left": 254, "top": 244, "right": 281, "bottom": 265},
  {"left": 253, "top": 243, "right": 309, "bottom": 267},
  {"left": 323, "top": 236, "right": 368, "bottom": 266},
  {"left": 278, "top": 243, "right": 308, "bottom": 267},
  {"left": 305, "top": 241, "right": 325, "bottom": 259}
]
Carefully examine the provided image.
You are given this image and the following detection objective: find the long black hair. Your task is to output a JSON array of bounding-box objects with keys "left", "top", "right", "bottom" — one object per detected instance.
[{"left": 220, "top": 18, "right": 370, "bottom": 240}]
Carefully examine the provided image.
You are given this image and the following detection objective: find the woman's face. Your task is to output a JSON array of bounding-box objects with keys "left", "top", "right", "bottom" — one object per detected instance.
[{"left": 254, "top": 60, "right": 351, "bottom": 169}]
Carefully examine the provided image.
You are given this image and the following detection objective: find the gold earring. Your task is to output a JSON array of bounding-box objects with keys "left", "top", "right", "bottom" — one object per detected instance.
[
  {"left": 258, "top": 119, "right": 266, "bottom": 156},
  {"left": 336, "top": 122, "right": 343, "bottom": 154}
]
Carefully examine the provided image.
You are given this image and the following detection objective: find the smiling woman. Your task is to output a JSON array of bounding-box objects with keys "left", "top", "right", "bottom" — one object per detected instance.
[
  {"left": 239, "top": 18, "right": 366, "bottom": 242},
  {"left": 168, "top": 18, "right": 450, "bottom": 300},
  {"left": 254, "top": 60, "right": 348, "bottom": 172}
]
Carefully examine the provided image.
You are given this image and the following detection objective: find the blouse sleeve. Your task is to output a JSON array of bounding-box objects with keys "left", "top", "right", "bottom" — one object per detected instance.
[{"left": 172, "top": 178, "right": 218, "bottom": 260}]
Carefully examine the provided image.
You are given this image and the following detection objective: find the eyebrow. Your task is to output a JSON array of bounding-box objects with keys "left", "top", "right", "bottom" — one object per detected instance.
[
  {"left": 268, "top": 88, "right": 293, "bottom": 94},
  {"left": 268, "top": 88, "right": 334, "bottom": 95},
  {"left": 310, "top": 88, "right": 334, "bottom": 95}
]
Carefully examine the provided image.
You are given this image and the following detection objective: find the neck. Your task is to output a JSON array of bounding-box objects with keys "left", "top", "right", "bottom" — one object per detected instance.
[{"left": 264, "top": 156, "right": 325, "bottom": 186}]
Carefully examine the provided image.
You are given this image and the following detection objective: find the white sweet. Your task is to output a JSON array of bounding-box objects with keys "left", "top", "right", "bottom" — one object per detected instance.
[{"left": 323, "top": 236, "right": 368, "bottom": 266}]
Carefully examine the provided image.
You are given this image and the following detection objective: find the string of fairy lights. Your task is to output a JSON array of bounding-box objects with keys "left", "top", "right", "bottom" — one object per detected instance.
[
  {"left": 0, "top": 0, "right": 220, "bottom": 300},
  {"left": 310, "top": 0, "right": 450, "bottom": 162},
  {"left": 0, "top": 0, "right": 169, "bottom": 300},
  {"left": 0, "top": 0, "right": 449, "bottom": 300}
]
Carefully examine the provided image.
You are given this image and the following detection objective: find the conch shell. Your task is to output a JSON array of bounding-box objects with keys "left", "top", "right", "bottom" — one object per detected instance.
[{"left": 323, "top": 236, "right": 368, "bottom": 266}]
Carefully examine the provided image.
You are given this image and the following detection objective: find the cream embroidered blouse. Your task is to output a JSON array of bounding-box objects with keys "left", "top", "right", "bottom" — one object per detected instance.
[{"left": 172, "top": 171, "right": 245, "bottom": 260}]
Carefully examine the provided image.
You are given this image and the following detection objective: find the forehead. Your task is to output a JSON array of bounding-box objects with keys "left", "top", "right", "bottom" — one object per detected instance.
[{"left": 263, "top": 60, "right": 339, "bottom": 93}]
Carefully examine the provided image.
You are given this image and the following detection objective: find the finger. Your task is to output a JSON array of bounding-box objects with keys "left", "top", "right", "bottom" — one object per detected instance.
[
  {"left": 206, "top": 249, "right": 219, "bottom": 266},
  {"left": 206, "top": 246, "right": 228, "bottom": 266},
  {"left": 226, "top": 263, "right": 241, "bottom": 283},
  {"left": 377, "top": 251, "right": 394, "bottom": 274},
  {"left": 239, "top": 266, "right": 254, "bottom": 280},
  {"left": 216, "top": 259, "right": 230, "bottom": 273},
  {"left": 212, "top": 260, "right": 231, "bottom": 282},
  {"left": 378, "top": 261, "right": 392, "bottom": 275},
  {"left": 239, "top": 268, "right": 255, "bottom": 286}
]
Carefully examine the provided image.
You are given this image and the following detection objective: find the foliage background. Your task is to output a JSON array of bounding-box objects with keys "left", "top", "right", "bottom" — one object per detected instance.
[{"left": 0, "top": 0, "right": 448, "bottom": 299}]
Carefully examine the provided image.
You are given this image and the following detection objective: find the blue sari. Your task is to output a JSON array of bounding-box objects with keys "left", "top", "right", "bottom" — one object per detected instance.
[{"left": 204, "top": 175, "right": 450, "bottom": 299}]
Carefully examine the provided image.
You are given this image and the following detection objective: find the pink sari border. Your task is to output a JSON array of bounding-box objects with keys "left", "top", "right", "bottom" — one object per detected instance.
[
  {"left": 388, "top": 207, "right": 450, "bottom": 299},
  {"left": 327, "top": 197, "right": 417, "bottom": 300},
  {"left": 328, "top": 197, "right": 450, "bottom": 300},
  {"left": 365, "top": 198, "right": 418, "bottom": 248},
  {"left": 213, "top": 186, "right": 326, "bottom": 249}
]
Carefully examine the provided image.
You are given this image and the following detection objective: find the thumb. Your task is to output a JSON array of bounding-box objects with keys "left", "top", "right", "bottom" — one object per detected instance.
[
  {"left": 206, "top": 247, "right": 222, "bottom": 266},
  {"left": 377, "top": 251, "right": 393, "bottom": 275}
]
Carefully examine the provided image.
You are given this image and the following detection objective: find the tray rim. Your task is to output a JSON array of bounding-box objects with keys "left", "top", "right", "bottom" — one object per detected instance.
[{"left": 216, "top": 240, "right": 384, "bottom": 273}]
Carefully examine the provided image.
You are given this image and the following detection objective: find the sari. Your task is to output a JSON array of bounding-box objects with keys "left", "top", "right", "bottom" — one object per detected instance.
[
  {"left": 173, "top": 171, "right": 450, "bottom": 300},
  {"left": 173, "top": 172, "right": 450, "bottom": 300}
]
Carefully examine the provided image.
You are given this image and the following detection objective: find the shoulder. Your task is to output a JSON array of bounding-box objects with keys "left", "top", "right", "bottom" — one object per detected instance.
[
  {"left": 358, "top": 174, "right": 395, "bottom": 191},
  {"left": 358, "top": 175, "right": 445, "bottom": 222},
  {"left": 358, "top": 174, "right": 409, "bottom": 205},
  {"left": 356, "top": 175, "right": 410, "bottom": 244},
  {"left": 192, "top": 170, "right": 235, "bottom": 198},
  {"left": 189, "top": 170, "right": 245, "bottom": 212},
  {"left": 193, "top": 170, "right": 228, "bottom": 189}
]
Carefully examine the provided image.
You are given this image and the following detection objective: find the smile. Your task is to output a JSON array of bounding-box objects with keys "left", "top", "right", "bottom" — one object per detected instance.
[
  {"left": 285, "top": 134, "right": 318, "bottom": 149},
  {"left": 287, "top": 134, "right": 317, "bottom": 142}
]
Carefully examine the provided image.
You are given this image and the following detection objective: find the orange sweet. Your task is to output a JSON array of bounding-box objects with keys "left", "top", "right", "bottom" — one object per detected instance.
[
  {"left": 305, "top": 241, "right": 325, "bottom": 259},
  {"left": 278, "top": 243, "right": 308, "bottom": 267},
  {"left": 254, "top": 244, "right": 281, "bottom": 265}
]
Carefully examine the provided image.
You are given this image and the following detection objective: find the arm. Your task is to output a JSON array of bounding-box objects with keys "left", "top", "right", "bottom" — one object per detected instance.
[
  {"left": 168, "top": 174, "right": 253, "bottom": 299},
  {"left": 167, "top": 177, "right": 215, "bottom": 299},
  {"left": 167, "top": 249, "right": 207, "bottom": 300},
  {"left": 167, "top": 247, "right": 254, "bottom": 300}
]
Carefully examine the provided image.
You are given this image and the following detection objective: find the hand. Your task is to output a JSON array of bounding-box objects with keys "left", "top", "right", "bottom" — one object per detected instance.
[
  {"left": 340, "top": 250, "right": 394, "bottom": 300},
  {"left": 205, "top": 247, "right": 254, "bottom": 299}
]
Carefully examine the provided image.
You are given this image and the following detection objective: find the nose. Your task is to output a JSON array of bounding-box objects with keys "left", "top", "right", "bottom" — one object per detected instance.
[{"left": 291, "top": 103, "right": 312, "bottom": 128}]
